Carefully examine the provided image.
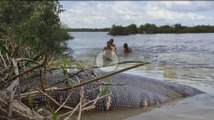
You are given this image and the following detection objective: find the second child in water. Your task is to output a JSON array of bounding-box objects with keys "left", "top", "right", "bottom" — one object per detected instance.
[{"left": 123, "top": 43, "right": 132, "bottom": 54}]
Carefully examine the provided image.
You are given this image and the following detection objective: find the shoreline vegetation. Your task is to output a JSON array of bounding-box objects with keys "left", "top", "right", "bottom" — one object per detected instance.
[
  {"left": 0, "top": 1, "right": 89, "bottom": 120},
  {"left": 67, "top": 23, "right": 214, "bottom": 36},
  {"left": 0, "top": 1, "right": 143, "bottom": 120}
]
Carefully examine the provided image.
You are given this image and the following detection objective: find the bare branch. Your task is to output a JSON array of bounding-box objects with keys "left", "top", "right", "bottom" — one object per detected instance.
[
  {"left": 54, "top": 62, "right": 149, "bottom": 91},
  {"left": 60, "top": 103, "right": 80, "bottom": 120},
  {"left": 7, "top": 58, "right": 19, "bottom": 120},
  {"left": 19, "top": 87, "right": 58, "bottom": 98},
  {"left": 82, "top": 93, "right": 110, "bottom": 109},
  {"left": 37, "top": 89, "right": 74, "bottom": 110},
  {"left": 7, "top": 55, "right": 47, "bottom": 83},
  {"left": 0, "top": 52, "right": 7, "bottom": 67},
  {"left": 55, "top": 90, "right": 73, "bottom": 113},
  {"left": 77, "top": 87, "right": 84, "bottom": 120},
  {"left": 16, "top": 58, "right": 41, "bottom": 65}
]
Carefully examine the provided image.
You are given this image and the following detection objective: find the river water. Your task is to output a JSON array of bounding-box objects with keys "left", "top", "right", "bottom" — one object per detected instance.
[{"left": 67, "top": 32, "right": 214, "bottom": 120}]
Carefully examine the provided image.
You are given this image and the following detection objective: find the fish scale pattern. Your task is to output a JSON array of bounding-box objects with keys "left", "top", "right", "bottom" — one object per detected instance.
[{"left": 20, "top": 70, "right": 203, "bottom": 110}]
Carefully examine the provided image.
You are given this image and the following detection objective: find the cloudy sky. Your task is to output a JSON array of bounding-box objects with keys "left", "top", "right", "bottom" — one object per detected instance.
[{"left": 59, "top": 1, "right": 214, "bottom": 28}]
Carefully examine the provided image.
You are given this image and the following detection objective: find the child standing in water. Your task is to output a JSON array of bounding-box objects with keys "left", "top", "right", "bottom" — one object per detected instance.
[
  {"left": 109, "top": 39, "right": 116, "bottom": 52},
  {"left": 103, "top": 39, "right": 117, "bottom": 66},
  {"left": 123, "top": 43, "right": 132, "bottom": 54}
]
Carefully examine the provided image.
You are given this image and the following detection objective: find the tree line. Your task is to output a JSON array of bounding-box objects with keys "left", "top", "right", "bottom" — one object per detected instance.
[
  {"left": 67, "top": 23, "right": 214, "bottom": 36},
  {"left": 108, "top": 23, "right": 214, "bottom": 35}
]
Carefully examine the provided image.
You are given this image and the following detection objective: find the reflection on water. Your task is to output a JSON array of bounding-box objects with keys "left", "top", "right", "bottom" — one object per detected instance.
[
  {"left": 67, "top": 32, "right": 214, "bottom": 120},
  {"left": 80, "top": 107, "right": 155, "bottom": 120},
  {"left": 124, "top": 94, "right": 214, "bottom": 120}
]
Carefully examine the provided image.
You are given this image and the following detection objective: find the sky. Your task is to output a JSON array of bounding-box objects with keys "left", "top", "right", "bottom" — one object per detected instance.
[{"left": 59, "top": 1, "right": 214, "bottom": 28}]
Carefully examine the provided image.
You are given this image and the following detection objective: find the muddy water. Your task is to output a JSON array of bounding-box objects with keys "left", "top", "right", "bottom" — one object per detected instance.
[{"left": 67, "top": 32, "right": 214, "bottom": 120}]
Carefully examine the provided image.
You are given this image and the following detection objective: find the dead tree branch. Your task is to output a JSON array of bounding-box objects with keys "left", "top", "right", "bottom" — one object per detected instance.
[
  {"left": 55, "top": 62, "right": 149, "bottom": 91},
  {"left": 37, "top": 89, "right": 74, "bottom": 110},
  {"left": 6, "top": 55, "right": 47, "bottom": 83}
]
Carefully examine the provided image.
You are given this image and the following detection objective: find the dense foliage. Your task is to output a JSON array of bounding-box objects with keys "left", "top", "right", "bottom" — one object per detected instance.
[
  {"left": 127, "top": 24, "right": 138, "bottom": 34},
  {"left": 0, "top": 1, "right": 72, "bottom": 58},
  {"left": 108, "top": 25, "right": 129, "bottom": 35},
  {"left": 108, "top": 23, "right": 214, "bottom": 36}
]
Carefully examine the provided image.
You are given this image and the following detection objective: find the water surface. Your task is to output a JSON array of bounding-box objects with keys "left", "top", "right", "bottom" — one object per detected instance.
[{"left": 67, "top": 32, "right": 214, "bottom": 120}]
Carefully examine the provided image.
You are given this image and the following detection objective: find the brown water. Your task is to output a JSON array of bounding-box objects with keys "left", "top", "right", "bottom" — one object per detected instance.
[
  {"left": 78, "top": 95, "right": 214, "bottom": 120},
  {"left": 67, "top": 32, "right": 214, "bottom": 120}
]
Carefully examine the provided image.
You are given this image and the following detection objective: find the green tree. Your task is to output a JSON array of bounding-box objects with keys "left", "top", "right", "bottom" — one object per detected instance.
[
  {"left": 138, "top": 24, "right": 146, "bottom": 34},
  {"left": 0, "top": 1, "right": 72, "bottom": 58},
  {"left": 108, "top": 24, "right": 129, "bottom": 36},
  {"left": 109, "top": 23, "right": 214, "bottom": 36},
  {"left": 158, "top": 25, "right": 174, "bottom": 33},
  {"left": 127, "top": 24, "right": 138, "bottom": 34},
  {"left": 138, "top": 23, "right": 157, "bottom": 34},
  {"left": 173, "top": 24, "right": 187, "bottom": 33}
]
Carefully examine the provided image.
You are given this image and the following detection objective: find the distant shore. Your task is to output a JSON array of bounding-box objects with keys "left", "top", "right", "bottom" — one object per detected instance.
[{"left": 67, "top": 23, "right": 214, "bottom": 36}]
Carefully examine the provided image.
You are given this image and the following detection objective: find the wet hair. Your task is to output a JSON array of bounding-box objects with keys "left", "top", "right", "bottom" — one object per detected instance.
[
  {"left": 123, "top": 43, "right": 128, "bottom": 48},
  {"left": 109, "top": 39, "right": 114, "bottom": 43},
  {"left": 107, "top": 41, "right": 111, "bottom": 46}
]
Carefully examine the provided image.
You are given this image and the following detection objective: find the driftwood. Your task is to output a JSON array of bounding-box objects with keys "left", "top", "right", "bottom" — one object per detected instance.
[{"left": 0, "top": 91, "right": 43, "bottom": 120}]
